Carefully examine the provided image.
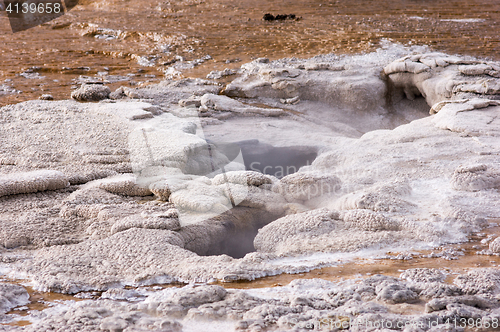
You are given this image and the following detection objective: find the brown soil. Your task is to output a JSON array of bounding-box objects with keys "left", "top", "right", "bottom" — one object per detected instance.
[{"left": 1, "top": 0, "right": 499, "bottom": 106}]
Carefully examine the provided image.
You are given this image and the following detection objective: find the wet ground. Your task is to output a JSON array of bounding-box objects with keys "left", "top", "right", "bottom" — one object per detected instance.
[
  {"left": 224, "top": 221, "right": 500, "bottom": 290},
  {"left": 2, "top": 0, "right": 500, "bottom": 326},
  {"left": 4, "top": 221, "right": 500, "bottom": 326},
  {"left": 1, "top": 0, "right": 500, "bottom": 106}
]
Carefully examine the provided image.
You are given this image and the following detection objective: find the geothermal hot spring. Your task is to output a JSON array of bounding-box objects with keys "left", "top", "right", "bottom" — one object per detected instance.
[{"left": 1, "top": 1, "right": 500, "bottom": 331}]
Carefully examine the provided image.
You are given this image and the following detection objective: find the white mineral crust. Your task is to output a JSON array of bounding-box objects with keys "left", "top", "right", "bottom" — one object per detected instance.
[{"left": 1, "top": 44, "right": 500, "bottom": 331}]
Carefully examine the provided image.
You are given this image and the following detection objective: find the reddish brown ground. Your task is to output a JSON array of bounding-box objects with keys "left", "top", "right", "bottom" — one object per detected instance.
[{"left": 1, "top": 0, "right": 499, "bottom": 106}]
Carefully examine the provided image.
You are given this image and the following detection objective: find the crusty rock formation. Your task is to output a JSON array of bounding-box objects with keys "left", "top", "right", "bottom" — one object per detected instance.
[
  {"left": 8, "top": 267, "right": 500, "bottom": 332},
  {"left": 71, "top": 83, "right": 111, "bottom": 101},
  {"left": 1, "top": 48, "right": 499, "bottom": 290},
  {"left": 212, "top": 170, "right": 275, "bottom": 187},
  {"left": 0, "top": 170, "right": 69, "bottom": 197},
  {"left": 254, "top": 208, "right": 342, "bottom": 255},
  {"left": 0, "top": 283, "right": 29, "bottom": 315},
  {"left": 451, "top": 164, "right": 500, "bottom": 192},
  {"left": 273, "top": 172, "right": 341, "bottom": 201},
  {"left": 199, "top": 94, "right": 286, "bottom": 119},
  {"left": 490, "top": 237, "right": 500, "bottom": 253},
  {"left": 383, "top": 53, "right": 500, "bottom": 107},
  {"left": 1, "top": 45, "right": 500, "bottom": 331}
]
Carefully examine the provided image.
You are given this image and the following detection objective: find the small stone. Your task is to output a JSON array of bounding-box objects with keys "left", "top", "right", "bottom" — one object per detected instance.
[
  {"left": 39, "top": 94, "right": 54, "bottom": 100},
  {"left": 100, "top": 317, "right": 128, "bottom": 332},
  {"left": 110, "top": 87, "right": 127, "bottom": 100},
  {"left": 179, "top": 97, "right": 202, "bottom": 107},
  {"left": 71, "top": 83, "right": 111, "bottom": 102},
  {"left": 280, "top": 96, "right": 300, "bottom": 105},
  {"left": 490, "top": 237, "right": 500, "bottom": 253}
]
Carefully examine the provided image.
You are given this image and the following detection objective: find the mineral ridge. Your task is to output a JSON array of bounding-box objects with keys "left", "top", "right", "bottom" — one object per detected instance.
[{"left": 1, "top": 44, "right": 500, "bottom": 331}]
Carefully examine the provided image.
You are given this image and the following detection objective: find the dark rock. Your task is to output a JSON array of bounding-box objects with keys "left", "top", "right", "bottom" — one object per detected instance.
[{"left": 263, "top": 13, "right": 298, "bottom": 21}]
